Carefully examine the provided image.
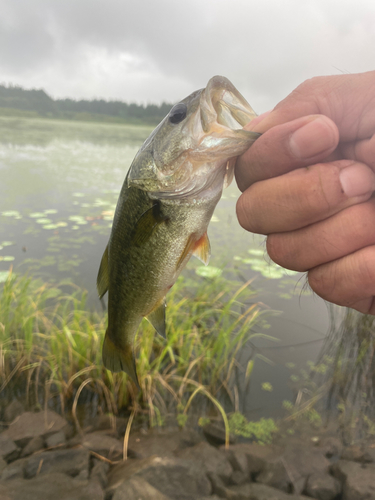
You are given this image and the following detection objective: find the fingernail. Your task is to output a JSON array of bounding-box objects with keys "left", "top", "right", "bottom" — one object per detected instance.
[
  {"left": 339, "top": 163, "right": 375, "bottom": 198},
  {"left": 289, "top": 116, "right": 337, "bottom": 159}
]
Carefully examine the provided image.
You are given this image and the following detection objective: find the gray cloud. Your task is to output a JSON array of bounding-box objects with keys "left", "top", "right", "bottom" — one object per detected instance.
[{"left": 1, "top": 0, "right": 375, "bottom": 110}]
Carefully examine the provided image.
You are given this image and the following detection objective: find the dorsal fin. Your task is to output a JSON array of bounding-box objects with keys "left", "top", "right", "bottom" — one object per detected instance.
[
  {"left": 146, "top": 298, "right": 166, "bottom": 339},
  {"left": 97, "top": 245, "right": 109, "bottom": 298}
]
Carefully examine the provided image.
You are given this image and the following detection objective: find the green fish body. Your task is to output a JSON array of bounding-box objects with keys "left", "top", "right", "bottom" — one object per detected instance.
[{"left": 97, "top": 76, "right": 260, "bottom": 384}]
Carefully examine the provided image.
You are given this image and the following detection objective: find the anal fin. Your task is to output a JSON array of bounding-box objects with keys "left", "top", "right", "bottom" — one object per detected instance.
[{"left": 146, "top": 298, "right": 166, "bottom": 339}]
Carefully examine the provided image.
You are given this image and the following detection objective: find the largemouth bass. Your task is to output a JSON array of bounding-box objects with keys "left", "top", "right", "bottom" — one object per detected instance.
[{"left": 97, "top": 76, "right": 259, "bottom": 384}]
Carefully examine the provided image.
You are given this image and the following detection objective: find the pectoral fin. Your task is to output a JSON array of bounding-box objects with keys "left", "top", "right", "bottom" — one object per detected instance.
[
  {"left": 133, "top": 202, "right": 168, "bottom": 247},
  {"left": 97, "top": 245, "right": 109, "bottom": 298},
  {"left": 102, "top": 330, "right": 139, "bottom": 388},
  {"left": 192, "top": 232, "right": 211, "bottom": 265},
  {"left": 146, "top": 298, "right": 166, "bottom": 339},
  {"left": 177, "top": 232, "right": 211, "bottom": 270}
]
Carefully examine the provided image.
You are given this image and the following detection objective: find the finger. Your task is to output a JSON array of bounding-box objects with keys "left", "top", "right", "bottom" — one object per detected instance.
[
  {"left": 236, "top": 160, "right": 375, "bottom": 234},
  {"left": 266, "top": 199, "right": 375, "bottom": 272},
  {"left": 341, "top": 133, "right": 375, "bottom": 171},
  {"left": 308, "top": 246, "right": 375, "bottom": 315},
  {"left": 250, "top": 72, "right": 375, "bottom": 141},
  {"left": 236, "top": 115, "right": 339, "bottom": 191}
]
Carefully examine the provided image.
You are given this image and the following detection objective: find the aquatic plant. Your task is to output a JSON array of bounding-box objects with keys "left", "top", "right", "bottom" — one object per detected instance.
[{"left": 0, "top": 270, "right": 270, "bottom": 437}]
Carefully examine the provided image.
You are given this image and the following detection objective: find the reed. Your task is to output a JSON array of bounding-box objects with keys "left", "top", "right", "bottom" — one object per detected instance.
[{"left": 0, "top": 269, "right": 269, "bottom": 432}]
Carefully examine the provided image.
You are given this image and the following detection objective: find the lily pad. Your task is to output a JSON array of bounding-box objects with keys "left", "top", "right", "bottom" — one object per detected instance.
[
  {"left": 73, "top": 192, "right": 85, "bottom": 197},
  {"left": 0, "top": 256, "right": 15, "bottom": 262},
  {"left": 44, "top": 209, "right": 58, "bottom": 214},
  {"left": 195, "top": 266, "right": 222, "bottom": 279},
  {"left": 42, "top": 224, "right": 59, "bottom": 230},
  {"left": 0, "top": 271, "right": 10, "bottom": 283},
  {"left": 36, "top": 218, "right": 53, "bottom": 224},
  {"left": 29, "top": 212, "right": 45, "bottom": 218},
  {"left": 1, "top": 241, "right": 15, "bottom": 247},
  {"left": 1, "top": 210, "right": 20, "bottom": 217}
]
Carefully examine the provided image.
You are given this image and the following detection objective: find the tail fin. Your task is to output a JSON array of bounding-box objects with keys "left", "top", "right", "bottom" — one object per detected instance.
[{"left": 102, "top": 331, "right": 139, "bottom": 388}]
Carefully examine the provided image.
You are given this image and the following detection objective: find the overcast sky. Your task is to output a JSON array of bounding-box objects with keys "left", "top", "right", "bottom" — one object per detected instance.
[{"left": 1, "top": 0, "right": 375, "bottom": 112}]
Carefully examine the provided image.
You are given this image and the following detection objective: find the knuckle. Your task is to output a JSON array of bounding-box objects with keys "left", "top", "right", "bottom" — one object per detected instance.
[
  {"left": 236, "top": 193, "right": 255, "bottom": 232},
  {"left": 266, "top": 234, "right": 306, "bottom": 271}
]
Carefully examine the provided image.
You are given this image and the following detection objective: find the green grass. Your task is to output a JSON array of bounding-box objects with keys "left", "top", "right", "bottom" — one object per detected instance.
[{"left": 0, "top": 270, "right": 271, "bottom": 436}]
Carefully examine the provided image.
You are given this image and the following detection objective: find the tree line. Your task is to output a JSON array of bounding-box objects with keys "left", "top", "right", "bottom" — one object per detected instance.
[{"left": 0, "top": 84, "right": 173, "bottom": 125}]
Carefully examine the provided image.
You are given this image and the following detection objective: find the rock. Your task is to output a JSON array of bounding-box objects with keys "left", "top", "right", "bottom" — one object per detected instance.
[
  {"left": 20, "top": 436, "right": 45, "bottom": 457},
  {"left": 207, "top": 471, "right": 229, "bottom": 497},
  {"left": 107, "top": 456, "right": 211, "bottom": 499},
  {"left": 0, "top": 458, "right": 7, "bottom": 474},
  {"left": 230, "top": 470, "right": 248, "bottom": 485},
  {"left": 24, "top": 448, "right": 90, "bottom": 478},
  {"left": 1, "top": 411, "right": 69, "bottom": 447},
  {"left": 0, "top": 435, "right": 20, "bottom": 462},
  {"left": 226, "top": 482, "right": 312, "bottom": 499},
  {"left": 341, "top": 445, "right": 367, "bottom": 462},
  {"left": 82, "top": 431, "right": 123, "bottom": 460},
  {"left": 0, "top": 458, "right": 27, "bottom": 480},
  {"left": 127, "top": 428, "right": 200, "bottom": 459},
  {"left": 91, "top": 459, "right": 109, "bottom": 489},
  {"left": 280, "top": 444, "right": 330, "bottom": 494},
  {"left": 331, "top": 459, "right": 375, "bottom": 500},
  {"left": 221, "top": 443, "right": 277, "bottom": 477},
  {"left": 202, "top": 421, "right": 236, "bottom": 446},
  {"left": 304, "top": 472, "right": 341, "bottom": 500},
  {"left": 4, "top": 400, "right": 24, "bottom": 423},
  {"left": 175, "top": 441, "right": 233, "bottom": 481},
  {"left": 256, "top": 459, "right": 291, "bottom": 493},
  {"left": 45, "top": 430, "right": 67, "bottom": 448},
  {"left": 0, "top": 472, "right": 104, "bottom": 500},
  {"left": 319, "top": 436, "right": 343, "bottom": 458},
  {"left": 112, "top": 477, "right": 171, "bottom": 500}
]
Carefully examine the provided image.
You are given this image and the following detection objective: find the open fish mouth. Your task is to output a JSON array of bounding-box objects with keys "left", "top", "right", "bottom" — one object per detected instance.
[{"left": 200, "top": 75, "right": 258, "bottom": 133}]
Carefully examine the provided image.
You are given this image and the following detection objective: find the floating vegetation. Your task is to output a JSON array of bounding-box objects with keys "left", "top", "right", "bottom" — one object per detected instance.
[
  {"left": 0, "top": 270, "right": 10, "bottom": 283},
  {"left": 1, "top": 210, "right": 21, "bottom": 219},
  {"left": 235, "top": 248, "right": 300, "bottom": 280},
  {"left": 1, "top": 241, "right": 15, "bottom": 247},
  {"left": 36, "top": 218, "right": 53, "bottom": 224},
  {"left": 195, "top": 266, "right": 222, "bottom": 279}
]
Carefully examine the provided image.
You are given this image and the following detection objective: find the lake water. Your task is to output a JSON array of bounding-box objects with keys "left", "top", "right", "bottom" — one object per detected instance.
[{"left": 0, "top": 116, "right": 332, "bottom": 418}]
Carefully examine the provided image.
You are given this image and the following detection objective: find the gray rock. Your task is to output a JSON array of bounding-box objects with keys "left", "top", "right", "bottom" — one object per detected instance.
[
  {"left": 231, "top": 470, "right": 248, "bottom": 485},
  {"left": 4, "top": 400, "right": 24, "bottom": 423},
  {"left": 341, "top": 445, "right": 366, "bottom": 462},
  {"left": 221, "top": 443, "right": 276, "bottom": 477},
  {"left": 207, "top": 471, "right": 229, "bottom": 497},
  {"left": 127, "top": 428, "right": 200, "bottom": 459},
  {"left": 82, "top": 431, "right": 122, "bottom": 460},
  {"left": 91, "top": 459, "right": 109, "bottom": 489},
  {"left": 281, "top": 444, "right": 330, "bottom": 493},
  {"left": 202, "top": 422, "right": 236, "bottom": 447},
  {"left": 331, "top": 459, "right": 375, "bottom": 500},
  {"left": 45, "top": 430, "right": 66, "bottom": 448},
  {"left": 226, "top": 482, "right": 312, "bottom": 499},
  {"left": 318, "top": 436, "right": 343, "bottom": 458},
  {"left": 0, "top": 472, "right": 104, "bottom": 500},
  {"left": 0, "top": 458, "right": 7, "bottom": 474},
  {"left": 20, "top": 436, "right": 45, "bottom": 457},
  {"left": 305, "top": 472, "right": 341, "bottom": 500},
  {"left": 0, "top": 435, "right": 20, "bottom": 462},
  {"left": 25, "top": 448, "right": 90, "bottom": 478},
  {"left": 176, "top": 441, "right": 233, "bottom": 481},
  {"left": 107, "top": 456, "right": 211, "bottom": 499},
  {"left": 1, "top": 410, "right": 69, "bottom": 447},
  {"left": 113, "top": 477, "right": 171, "bottom": 500},
  {"left": 0, "top": 458, "right": 27, "bottom": 480},
  {"left": 256, "top": 459, "right": 291, "bottom": 493}
]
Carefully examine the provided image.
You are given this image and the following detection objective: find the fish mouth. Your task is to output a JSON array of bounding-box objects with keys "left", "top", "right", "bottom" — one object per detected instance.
[{"left": 199, "top": 75, "right": 258, "bottom": 133}]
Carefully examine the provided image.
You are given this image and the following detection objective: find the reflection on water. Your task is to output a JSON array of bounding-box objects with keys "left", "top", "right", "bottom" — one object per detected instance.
[{"left": 0, "top": 116, "right": 331, "bottom": 418}]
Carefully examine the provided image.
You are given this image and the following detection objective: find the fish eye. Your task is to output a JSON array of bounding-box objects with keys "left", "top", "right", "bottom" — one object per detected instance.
[{"left": 168, "top": 103, "right": 187, "bottom": 124}]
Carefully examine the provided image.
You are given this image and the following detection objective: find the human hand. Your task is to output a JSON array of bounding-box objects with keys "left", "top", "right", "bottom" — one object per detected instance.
[{"left": 235, "top": 71, "right": 375, "bottom": 314}]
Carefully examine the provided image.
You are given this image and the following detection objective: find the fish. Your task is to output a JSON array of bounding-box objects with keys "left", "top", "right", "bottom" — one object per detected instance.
[{"left": 97, "top": 75, "right": 260, "bottom": 385}]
